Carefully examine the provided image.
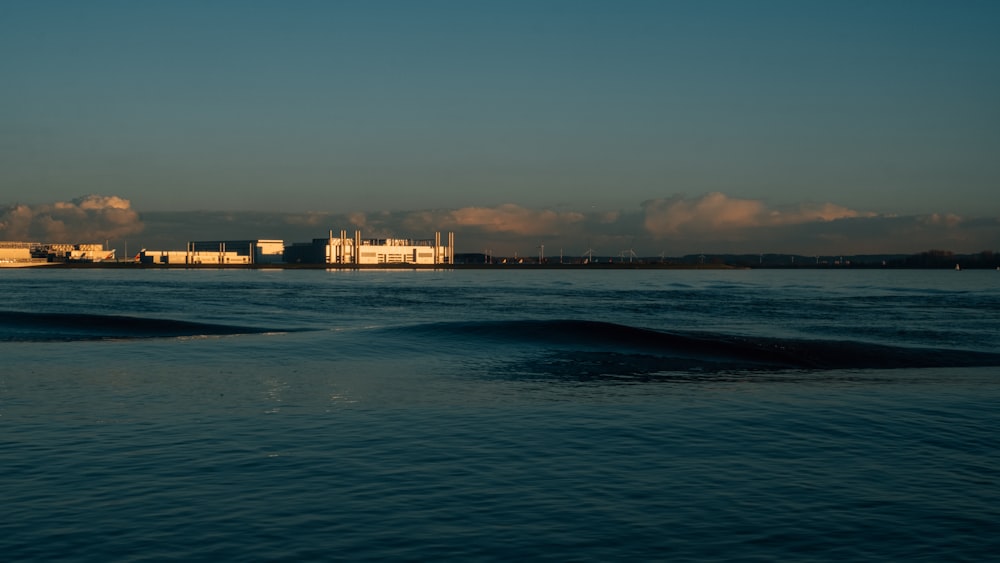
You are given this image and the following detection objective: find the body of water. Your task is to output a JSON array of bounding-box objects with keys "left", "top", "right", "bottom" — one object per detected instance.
[{"left": 2, "top": 268, "right": 999, "bottom": 561}]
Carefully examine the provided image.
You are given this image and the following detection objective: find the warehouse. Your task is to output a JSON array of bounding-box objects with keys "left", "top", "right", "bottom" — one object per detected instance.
[
  {"left": 137, "top": 240, "right": 283, "bottom": 265},
  {"left": 0, "top": 242, "right": 35, "bottom": 264},
  {"left": 188, "top": 240, "right": 285, "bottom": 264},
  {"left": 0, "top": 242, "right": 37, "bottom": 265},
  {"left": 139, "top": 249, "right": 248, "bottom": 265}
]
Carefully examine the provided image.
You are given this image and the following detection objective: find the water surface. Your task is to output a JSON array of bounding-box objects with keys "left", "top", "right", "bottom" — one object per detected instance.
[{"left": 2, "top": 269, "right": 998, "bottom": 560}]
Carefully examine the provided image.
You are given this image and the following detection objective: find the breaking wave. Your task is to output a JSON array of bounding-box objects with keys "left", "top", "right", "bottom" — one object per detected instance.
[
  {"left": 0, "top": 311, "right": 279, "bottom": 342},
  {"left": 378, "top": 319, "right": 1000, "bottom": 372}
]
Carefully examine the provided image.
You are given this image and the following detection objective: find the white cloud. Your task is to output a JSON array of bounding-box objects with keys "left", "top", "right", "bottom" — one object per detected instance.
[
  {"left": 642, "top": 192, "right": 870, "bottom": 237},
  {"left": 0, "top": 194, "right": 144, "bottom": 242},
  {"left": 445, "top": 204, "right": 585, "bottom": 236},
  {"left": 919, "top": 213, "right": 963, "bottom": 228}
]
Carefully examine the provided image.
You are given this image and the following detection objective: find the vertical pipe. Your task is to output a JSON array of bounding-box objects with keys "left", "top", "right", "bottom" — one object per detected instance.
[{"left": 435, "top": 231, "right": 440, "bottom": 264}]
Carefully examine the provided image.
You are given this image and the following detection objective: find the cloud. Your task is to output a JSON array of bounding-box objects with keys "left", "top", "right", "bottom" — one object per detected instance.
[
  {"left": 283, "top": 212, "right": 331, "bottom": 227},
  {"left": 347, "top": 212, "right": 368, "bottom": 229},
  {"left": 642, "top": 192, "right": 870, "bottom": 237},
  {"left": 919, "top": 213, "right": 963, "bottom": 228},
  {"left": 401, "top": 204, "right": 586, "bottom": 236},
  {"left": 0, "top": 194, "right": 144, "bottom": 242},
  {"left": 376, "top": 204, "right": 588, "bottom": 239},
  {"left": 596, "top": 211, "right": 620, "bottom": 224}
]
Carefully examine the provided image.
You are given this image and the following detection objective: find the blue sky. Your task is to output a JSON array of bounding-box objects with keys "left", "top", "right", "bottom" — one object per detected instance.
[{"left": 2, "top": 1, "right": 998, "bottom": 254}]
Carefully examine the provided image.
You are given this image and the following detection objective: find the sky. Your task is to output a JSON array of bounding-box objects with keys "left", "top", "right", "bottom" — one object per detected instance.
[{"left": 2, "top": 0, "right": 998, "bottom": 256}]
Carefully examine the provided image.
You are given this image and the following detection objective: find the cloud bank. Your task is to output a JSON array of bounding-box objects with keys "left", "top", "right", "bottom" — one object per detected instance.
[
  {"left": 447, "top": 204, "right": 585, "bottom": 235},
  {"left": 4, "top": 193, "right": 997, "bottom": 256},
  {"left": 0, "top": 195, "right": 144, "bottom": 242},
  {"left": 641, "top": 192, "right": 872, "bottom": 237}
]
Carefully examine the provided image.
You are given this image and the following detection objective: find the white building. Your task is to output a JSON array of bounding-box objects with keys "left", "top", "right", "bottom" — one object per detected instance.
[
  {"left": 139, "top": 249, "right": 249, "bottom": 265},
  {"left": 188, "top": 240, "right": 285, "bottom": 264},
  {"left": 1, "top": 241, "right": 115, "bottom": 264},
  {"left": 0, "top": 242, "right": 36, "bottom": 263},
  {"left": 139, "top": 240, "right": 284, "bottom": 265},
  {"left": 284, "top": 230, "right": 454, "bottom": 265}
]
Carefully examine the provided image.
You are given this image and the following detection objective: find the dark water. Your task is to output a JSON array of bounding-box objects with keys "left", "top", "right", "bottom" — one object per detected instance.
[{"left": 2, "top": 268, "right": 999, "bottom": 561}]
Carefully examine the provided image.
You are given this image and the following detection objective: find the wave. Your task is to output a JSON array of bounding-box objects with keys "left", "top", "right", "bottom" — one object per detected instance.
[
  {"left": 379, "top": 319, "right": 1000, "bottom": 371},
  {"left": 0, "top": 311, "right": 279, "bottom": 342}
]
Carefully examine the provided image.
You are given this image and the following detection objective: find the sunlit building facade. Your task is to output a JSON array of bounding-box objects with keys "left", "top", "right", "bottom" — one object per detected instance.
[
  {"left": 284, "top": 230, "right": 454, "bottom": 265},
  {"left": 139, "top": 240, "right": 284, "bottom": 265}
]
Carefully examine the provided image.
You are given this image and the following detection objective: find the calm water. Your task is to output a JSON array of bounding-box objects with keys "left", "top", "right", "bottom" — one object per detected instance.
[{"left": 2, "top": 268, "right": 999, "bottom": 561}]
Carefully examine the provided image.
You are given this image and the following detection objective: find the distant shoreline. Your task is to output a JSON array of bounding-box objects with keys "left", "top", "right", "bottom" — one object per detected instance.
[
  {"left": 3, "top": 261, "right": 995, "bottom": 270},
  {"left": 4, "top": 261, "right": 741, "bottom": 270}
]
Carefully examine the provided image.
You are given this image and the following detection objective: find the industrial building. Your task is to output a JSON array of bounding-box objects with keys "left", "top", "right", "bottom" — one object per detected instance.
[
  {"left": 284, "top": 230, "right": 454, "bottom": 265},
  {"left": 139, "top": 240, "right": 284, "bottom": 265},
  {"left": 6, "top": 231, "right": 455, "bottom": 267},
  {"left": 188, "top": 240, "right": 285, "bottom": 264},
  {"left": 136, "top": 231, "right": 453, "bottom": 266},
  {"left": 0, "top": 242, "right": 34, "bottom": 264},
  {"left": 0, "top": 242, "right": 114, "bottom": 263},
  {"left": 139, "top": 249, "right": 246, "bottom": 265}
]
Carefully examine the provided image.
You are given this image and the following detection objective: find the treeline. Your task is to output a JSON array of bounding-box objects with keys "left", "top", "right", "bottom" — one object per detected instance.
[{"left": 898, "top": 250, "right": 998, "bottom": 269}]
